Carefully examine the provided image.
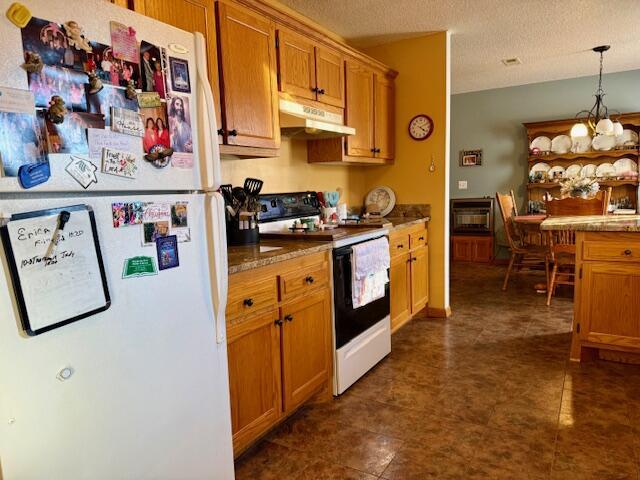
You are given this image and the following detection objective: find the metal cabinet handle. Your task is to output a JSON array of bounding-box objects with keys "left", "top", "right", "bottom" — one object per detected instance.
[
  {"left": 397, "top": 244, "right": 404, "bottom": 249},
  {"left": 624, "top": 249, "right": 632, "bottom": 256},
  {"left": 311, "top": 87, "right": 318, "bottom": 93},
  {"left": 284, "top": 314, "right": 293, "bottom": 322},
  {"left": 305, "top": 275, "right": 315, "bottom": 284},
  {"left": 317, "top": 88, "right": 325, "bottom": 94},
  {"left": 274, "top": 319, "right": 283, "bottom": 326},
  {"left": 243, "top": 298, "right": 254, "bottom": 307},
  {"left": 228, "top": 129, "right": 238, "bottom": 137},
  {"left": 374, "top": 148, "right": 381, "bottom": 153},
  {"left": 217, "top": 128, "right": 224, "bottom": 136},
  {"left": 418, "top": 236, "right": 425, "bottom": 240},
  {"left": 370, "top": 148, "right": 376, "bottom": 153}
]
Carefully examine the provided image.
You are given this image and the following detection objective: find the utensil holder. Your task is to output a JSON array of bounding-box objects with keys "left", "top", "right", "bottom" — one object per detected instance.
[{"left": 226, "top": 219, "right": 259, "bottom": 246}]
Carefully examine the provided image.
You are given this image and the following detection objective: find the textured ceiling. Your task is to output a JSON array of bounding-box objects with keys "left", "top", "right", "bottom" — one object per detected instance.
[{"left": 278, "top": 0, "right": 640, "bottom": 94}]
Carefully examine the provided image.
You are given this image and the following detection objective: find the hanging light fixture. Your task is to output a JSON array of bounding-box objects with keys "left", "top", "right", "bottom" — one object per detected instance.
[{"left": 571, "top": 45, "right": 620, "bottom": 137}]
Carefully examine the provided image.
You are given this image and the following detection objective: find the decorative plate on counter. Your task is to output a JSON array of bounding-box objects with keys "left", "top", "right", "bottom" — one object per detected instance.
[
  {"left": 595, "top": 163, "right": 616, "bottom": 178},
  {"left": 565, "top": 164, "right": 582, "bottom": 178},
  {"left": 580, "top": 164, "right": 597, "bottom": 178},
  {"left": 613, "top": 158, "right": 638, "bottom": 174},
  {"left": 615, "top": 129, "right": 639, "bottom": 147},
  {"left": 365, "top": 186, "right": 396, "bottom": 216},
  {"left": 530, "top": 136, "right": 551, "bottom": 152},
  {"left": 571, "top": 136, "right": 592, "bottom": 153},
  {"left": 592, "top": 134, "right": 616, "bottom": 151},
  {"left": 551, "top": 135, "right": 572, "bottom": 154}
]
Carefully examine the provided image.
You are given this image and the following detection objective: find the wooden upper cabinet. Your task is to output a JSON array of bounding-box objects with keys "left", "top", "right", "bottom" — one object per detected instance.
[
  {"left": 280, "top": 290, "right": 331, "bottom": 413},
  {"left": 277, "top": 28, "right": 344, "bottom": 109},
  {"left": 133, "top": 0, "right": 222, "bottom": 140},
  {"left": 315, "top": 46, "right": 344, "bottom": 108},
  {"left": 345, "top": 60, "right": 375, "bottom": 157},
  {"left": 277, "top": 27, "right": 316, "bottom": 101},
  {"left": 216, "top": 1, "right": 280, "bottom": 149},
  {"left": 374, "top": 73, "right": 394, "bottom": 160}
]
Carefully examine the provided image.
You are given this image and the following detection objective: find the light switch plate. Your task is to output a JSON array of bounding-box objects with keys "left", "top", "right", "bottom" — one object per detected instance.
[{"left": 458, "top": 180, "right": 468, "bottom": 190}]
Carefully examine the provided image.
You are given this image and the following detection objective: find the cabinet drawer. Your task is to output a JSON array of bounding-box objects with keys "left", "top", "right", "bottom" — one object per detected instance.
[
  {"left": 389, "top": 234, "right": 410, "bottom": 257},
  {"left": 228, "top": 276, "right": 278, "bottom": 321},
  {"left": 279, "top": 261, "right": 329, "bottom": 302},
  {"left": 410, "top": 229, "right": 428, "bottom": 250},
  {"left": 582, "top": 241, "right": 640, "bottom": 263}
]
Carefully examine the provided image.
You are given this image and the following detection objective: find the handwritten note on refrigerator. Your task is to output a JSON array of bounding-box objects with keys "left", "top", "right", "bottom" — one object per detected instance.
[{"left": 1, "top": 205, "right": 110, "bottom": 335}]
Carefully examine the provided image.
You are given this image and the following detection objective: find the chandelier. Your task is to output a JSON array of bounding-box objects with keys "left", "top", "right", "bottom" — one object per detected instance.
[{"left": 570, "top": 45, "right": 623, "bottom": 138}]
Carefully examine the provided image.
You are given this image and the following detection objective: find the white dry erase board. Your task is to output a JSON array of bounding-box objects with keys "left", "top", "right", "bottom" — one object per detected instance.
[{"left": 1, "top": 205, "right": 110, "bottom": 335}]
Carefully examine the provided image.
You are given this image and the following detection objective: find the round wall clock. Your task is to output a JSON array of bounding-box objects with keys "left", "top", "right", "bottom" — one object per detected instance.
[{"left": 408, "top": 114, "right": 434, "bottom": 141}]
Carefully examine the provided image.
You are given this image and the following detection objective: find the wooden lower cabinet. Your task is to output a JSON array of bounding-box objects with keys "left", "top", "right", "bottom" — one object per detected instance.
[
  {"left": 227, "top": 309, "right": 281, "bottom": 454},
  {"left": 573, "top": 231, "right": 640, "bottom": 361},
  {"left": 389, "top": 253, "right": 411, "bottom": 331},
  {"left": 410, "top": 245, "right": 429, "bottom": 314},
  {"left": 281, "top": 290, "right": 332, "bottom": 412},
  {"left": 389, "top": 222, "right": 429, "bottom": 332},
  {"left": 227, "top": 252, "right": 332, "bottom": 456},
  {"left": 451, "top": 235, "right": 493, "bottom": 263}
]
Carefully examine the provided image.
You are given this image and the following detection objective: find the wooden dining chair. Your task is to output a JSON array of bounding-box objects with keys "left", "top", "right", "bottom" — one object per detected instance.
[
  {"left": 545, "top": 188, "right": 610, "bottom": 305},
  {"left": 496, "top": 191, "right": 550, "bottom": 291}
]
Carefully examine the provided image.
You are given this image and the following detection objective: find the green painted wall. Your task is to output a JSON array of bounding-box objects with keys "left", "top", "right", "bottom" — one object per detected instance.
[{"left": 450, "top": 69, "right": 640, "bottom": 257}]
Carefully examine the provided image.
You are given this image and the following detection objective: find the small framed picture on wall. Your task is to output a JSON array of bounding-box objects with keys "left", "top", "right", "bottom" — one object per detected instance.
[{"left": 460, "top": 149, "right": 482, "bottom": 166}]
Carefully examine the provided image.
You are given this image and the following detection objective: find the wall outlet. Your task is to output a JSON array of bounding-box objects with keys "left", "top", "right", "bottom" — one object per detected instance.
[{"left": 458, "top": 180, "right": 468, "bottom": 190}]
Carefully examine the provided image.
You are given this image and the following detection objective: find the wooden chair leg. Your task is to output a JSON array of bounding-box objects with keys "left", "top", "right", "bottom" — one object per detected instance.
[
  {"left": 546, "top": 263, "right": 558, "bottom": 306},
  {"left": 544, "top": 256, "right": 550, "bottom": 291},
  {"left": 502, "top": 253, "right": 516, "bottom": 291}
]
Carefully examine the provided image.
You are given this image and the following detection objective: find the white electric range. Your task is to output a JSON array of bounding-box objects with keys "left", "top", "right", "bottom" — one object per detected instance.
[{"left": 258, "top": 192, "right": 391, "bottom": 394}]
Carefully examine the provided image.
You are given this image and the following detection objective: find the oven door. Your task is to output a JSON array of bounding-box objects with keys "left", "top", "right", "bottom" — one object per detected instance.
[{"left": 332, "top": 243, "right": 390, "bottom": 349}]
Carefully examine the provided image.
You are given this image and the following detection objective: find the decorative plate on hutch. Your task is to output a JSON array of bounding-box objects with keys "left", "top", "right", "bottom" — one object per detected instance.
[
  {"left": 580, "top": 164, "right": 597, "bottom": 178},
  {"left": 595, "top": 163, "right": 616, "bottom": 178},
  {"left": 571, "top": 136, "right": 592, "bottom": 153},
  {"left": 530, "top": 136, "right": 551, "bottom": 152},
  {"left": 565, "top": 164, "right": 582, "bottom": 178},
  {"left": 551, "top": 135, "right": 572, "bottom": 154}
]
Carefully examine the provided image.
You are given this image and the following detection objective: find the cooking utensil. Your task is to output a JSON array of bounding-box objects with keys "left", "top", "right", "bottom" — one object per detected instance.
[
  {"left": 243, "top": 177, "right": 264, "bottom": 197},
  {"left": 220, "top": 184, "right": 233, "bottom": 206},
  {"left": 324, "top": 191, "right": 339, "bottom": 207},
  {"left": 316, "top": 192, "right": 326, "bottom": 208},
  {"left": 232, "top": 186, "right": 247, "bottom": 214}
]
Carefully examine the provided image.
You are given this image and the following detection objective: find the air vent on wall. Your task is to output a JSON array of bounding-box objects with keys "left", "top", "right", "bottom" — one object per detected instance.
[{"left": 501, "top": 57, "right": 522, "bottom": 66}]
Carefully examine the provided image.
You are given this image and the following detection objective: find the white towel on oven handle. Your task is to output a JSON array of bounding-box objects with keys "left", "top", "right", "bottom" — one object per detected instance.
[{"left": 351, "top": 237, "right": 390, "bottom": 308}]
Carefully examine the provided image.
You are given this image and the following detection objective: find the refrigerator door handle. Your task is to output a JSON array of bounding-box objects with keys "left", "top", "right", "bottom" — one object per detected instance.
[
  {"left": 206, "top": 192, "right": 228, "bottom": 344},
  {"left": 194, "top": 31, "right": 222, "bottom": 192}
]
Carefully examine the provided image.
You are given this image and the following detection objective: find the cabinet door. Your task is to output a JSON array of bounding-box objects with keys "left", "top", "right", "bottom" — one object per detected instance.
[
  {"left": 390, "top": 253, "right": 411, "bottom": 332},
  {"left": 374, "top": 73, "right": 394, "bottom": 159},
  {"left": 134, "top": 0, "right": 222, "bottom": 142},
  {"left": 345, "top": 60, "right": 374, "bottom": 157},
  {"left": 452, "top": 237, "right": 472, "bottom": 261},
  {"left": 410, "top": 245, "right": 429, "bottom": 314},
  {"left": 281, "top": 290, "right": 331, "bottom": 412},
  {"left": 472, "top": 237, "right": 494, "bottom": 263},
  {"left": 277, "top": 27, "right": 316, "bottom": 101},
  {"left": 216, "top": 1, "right": 280, "bottom": 148},
  {"left": 580, "top": 262, "right": 640, "bottom": 348},
  {"left": 227, "top": 309, "right": 282, "bottom": 454},
  {"left": 315, "top": 46, "right": 344, "bottom": 108}
]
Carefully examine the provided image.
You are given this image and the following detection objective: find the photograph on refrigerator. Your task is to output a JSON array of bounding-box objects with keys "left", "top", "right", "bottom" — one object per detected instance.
[
  {"left": 0, "top": 111, "right": 48, "bottom": 177},
  {"left": 86, "top": 84, "right": 138, "bottom": 126},
  {"left": 42, "top": 111, "right": 105, "bottom": 154},
  {"left": 168, "top": 57, "right": 190, "bottom": 93},
  {"left": 140, "top": 41, "right": 167, "bottom": 98},
  {"left": 141, "top": 105, "right": 170, "bottom": 153},
  {"left": 28, "top": 65, "right": 88, "bottom": 111},
  {"left": 20, "top": 17, "right": 85, "bottom": 70}
]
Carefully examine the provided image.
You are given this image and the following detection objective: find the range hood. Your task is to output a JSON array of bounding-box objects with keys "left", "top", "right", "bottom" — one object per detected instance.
[{"left": 279, "top": 98, "right": 355, "bottom": 139}]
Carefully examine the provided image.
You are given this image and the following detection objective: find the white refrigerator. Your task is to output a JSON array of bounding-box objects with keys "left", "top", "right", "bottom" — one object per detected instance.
[{"left": 0, "top": 1, "right": 234, "bottom": 479}]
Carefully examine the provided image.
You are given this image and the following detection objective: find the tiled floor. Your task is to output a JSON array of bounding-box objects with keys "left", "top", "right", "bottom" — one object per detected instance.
[{"left": 235, "top": 263, "right": 640, "bottom": 479}]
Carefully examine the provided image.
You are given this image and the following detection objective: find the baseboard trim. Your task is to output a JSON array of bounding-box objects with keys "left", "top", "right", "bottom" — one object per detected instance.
[{"left": 427, "top": 306, "right": 452, "bottom": 318}]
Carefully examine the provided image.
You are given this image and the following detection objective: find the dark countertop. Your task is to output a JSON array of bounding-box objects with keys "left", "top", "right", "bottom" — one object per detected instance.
[
  {"left": 228, "top": 239, "right": 332, "bottom": 275},
  {"left": 227, "top": 216, "right": 430, "bottom": 274}
]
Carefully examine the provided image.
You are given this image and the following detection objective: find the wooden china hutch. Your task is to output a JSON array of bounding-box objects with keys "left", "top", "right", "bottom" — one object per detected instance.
[{"left": 524, "top": 112, "right": 640, "bottom": 213}]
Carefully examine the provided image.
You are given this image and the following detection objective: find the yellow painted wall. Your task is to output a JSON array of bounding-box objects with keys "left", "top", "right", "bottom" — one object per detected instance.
[
  {"left": 362, "top": 32, "right": 451, "bottom": 311},
  {"left": 220, "top": 138, "right": 365, "bottom": 205}
]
